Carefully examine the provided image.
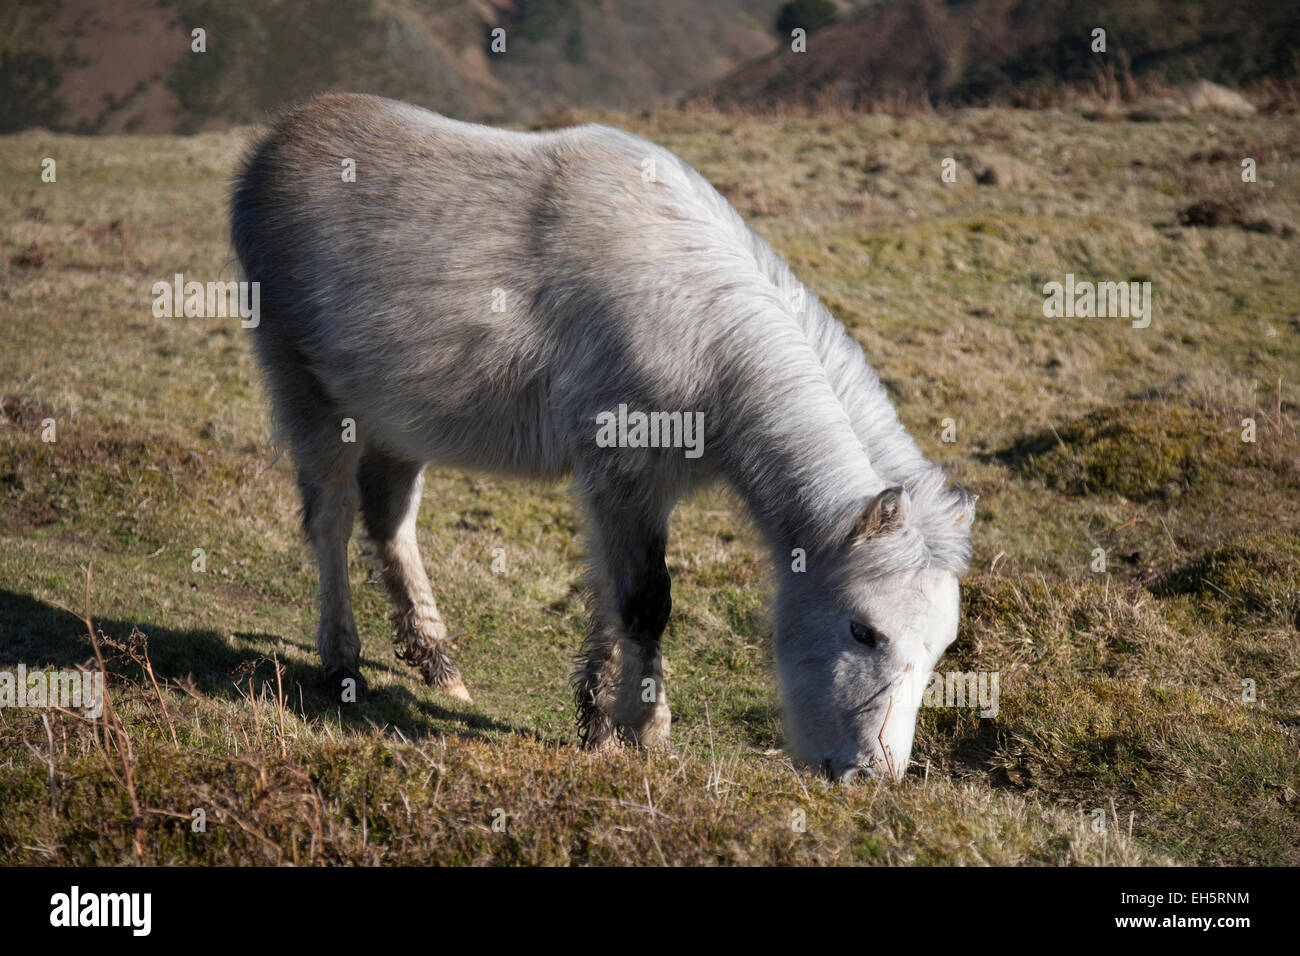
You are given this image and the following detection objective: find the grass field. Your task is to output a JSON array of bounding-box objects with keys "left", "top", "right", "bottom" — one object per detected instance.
[{"left": 1, "top": 104, "right": 1297, "bottom": 865}]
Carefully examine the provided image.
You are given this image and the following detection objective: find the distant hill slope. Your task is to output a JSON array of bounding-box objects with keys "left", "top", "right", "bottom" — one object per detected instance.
[
  {"left": 0, "top": 0, "right": 781, "bottom": 133},
  {"left": 690, "top": 0, "right": 1300, "bottom": 111}
]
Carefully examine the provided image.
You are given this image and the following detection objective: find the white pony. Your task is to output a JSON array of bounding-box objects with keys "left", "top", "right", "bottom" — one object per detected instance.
[{"left": 231, "top": 94, "right": 974, "bottom": 781}]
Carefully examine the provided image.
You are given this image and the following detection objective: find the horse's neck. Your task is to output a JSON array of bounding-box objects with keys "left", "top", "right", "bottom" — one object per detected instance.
[
  {"left": 714, "top": 315, "right": 883, "bottom": 553},
  {"left": 741, "top": 230, "right": 931, "bottom": 487}
]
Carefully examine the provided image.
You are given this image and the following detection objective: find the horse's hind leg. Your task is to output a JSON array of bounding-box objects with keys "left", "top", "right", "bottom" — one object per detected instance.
[
  {"left": 358, "top": 444, "right": 471, "bottom": 701},
  {"left": 271, "top": 373, "right": 366, "bottom": 703},
  {"left": 572, "top": 486, "right": 675, "bottom": 750}
]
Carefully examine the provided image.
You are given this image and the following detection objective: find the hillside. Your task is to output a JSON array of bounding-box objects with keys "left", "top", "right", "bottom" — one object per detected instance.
[
  {"left": 9, "top": 0, "right": 1296, "bottom": 134},
  {"left": 0, "top": 0, "right": 782, "bottom": 133},
  {"left": 691, "top": 0, "right": 1300, "bottom": 111}
]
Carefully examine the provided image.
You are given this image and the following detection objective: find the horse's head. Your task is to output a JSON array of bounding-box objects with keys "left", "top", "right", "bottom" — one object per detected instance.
[{"left": 775, "top": 479, "right": 974, "bottom": 782}]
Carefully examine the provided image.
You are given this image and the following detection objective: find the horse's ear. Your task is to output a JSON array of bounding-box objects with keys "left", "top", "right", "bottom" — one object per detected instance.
[
  {"left": 851, "top": 486, "right": 909, "bottom": 545},
  {"left": 956, "top": 491, "right": 978, "bottom": 528}
]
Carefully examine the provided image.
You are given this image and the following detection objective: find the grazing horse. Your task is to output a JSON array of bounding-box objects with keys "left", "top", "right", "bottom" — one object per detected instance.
[{"left": 230, "top": 94, "right": 974, "bottom": 781}]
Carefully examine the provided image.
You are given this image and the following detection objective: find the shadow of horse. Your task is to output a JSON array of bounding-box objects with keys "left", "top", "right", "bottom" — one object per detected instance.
[{"left": 0, "top": 588, "right": 529, "bottom": 742}]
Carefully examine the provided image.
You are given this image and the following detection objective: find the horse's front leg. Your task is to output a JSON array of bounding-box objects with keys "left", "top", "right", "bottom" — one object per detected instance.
[{"left": 572, "top": 486, "right": 675, "bottom": 750}]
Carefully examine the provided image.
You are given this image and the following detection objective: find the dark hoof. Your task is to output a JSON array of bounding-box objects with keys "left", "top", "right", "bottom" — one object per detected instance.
[{"left": 325, "top": 667, "right": 369, "bottom": 704}]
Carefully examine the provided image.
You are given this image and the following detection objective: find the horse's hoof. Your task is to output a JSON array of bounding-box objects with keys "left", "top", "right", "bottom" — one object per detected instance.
[
  {"left": 326, "top": 667, "right": 369, "bottom": 704},
  {"left": 439, "top": 678, "right": 473, "bottom": 703},
  {"left": 582, "top": 729, "right": 621, "bottom": 753}
]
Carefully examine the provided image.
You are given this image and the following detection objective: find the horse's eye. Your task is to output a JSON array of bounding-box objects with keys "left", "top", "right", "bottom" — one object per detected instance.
[{"left": 849, "top": 620, "right": 882, "bottom": 648}]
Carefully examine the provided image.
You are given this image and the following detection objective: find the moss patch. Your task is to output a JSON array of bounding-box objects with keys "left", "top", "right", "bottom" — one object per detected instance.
[
  {"left": 1153, "top": 534, "right": 1300, "bottom": 628},
  {"left": 999, "top": 399, "right": 1296, "bottom": 502}
]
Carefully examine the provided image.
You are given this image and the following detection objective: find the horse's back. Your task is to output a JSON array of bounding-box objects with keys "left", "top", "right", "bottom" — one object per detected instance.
[
  {"left": 232, "top": 93, "right": 550, "bottom": 327},
  {"left": 230, "top": 94, "right": 752, "bottom": 473}
]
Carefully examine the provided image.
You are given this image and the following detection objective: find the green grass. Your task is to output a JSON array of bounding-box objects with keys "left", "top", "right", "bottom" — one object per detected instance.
[{"left": 1, "top": 105, "right": 1298, "bottom": 865}]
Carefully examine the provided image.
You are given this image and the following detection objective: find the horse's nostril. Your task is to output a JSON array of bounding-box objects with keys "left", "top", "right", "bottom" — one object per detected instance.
[{"left": 849, "top": 754, "right": 902, "bottom": 783}]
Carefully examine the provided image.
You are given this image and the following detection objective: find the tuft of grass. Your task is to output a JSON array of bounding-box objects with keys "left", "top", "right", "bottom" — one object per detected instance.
[
  {"left": 1154, "top": 534, "right": 1300, "bottom": 629},
  {"left": 924, "top": 570, "right": 1300, "bottom": 864},
  {"left": 999, "top": 399, "right": 1295, "bottom": 503}
]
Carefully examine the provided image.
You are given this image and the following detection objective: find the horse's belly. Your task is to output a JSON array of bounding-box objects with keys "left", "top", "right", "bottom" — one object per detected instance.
[{"left": 347, "top": 373, "right": 572, "bottom": 481}]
